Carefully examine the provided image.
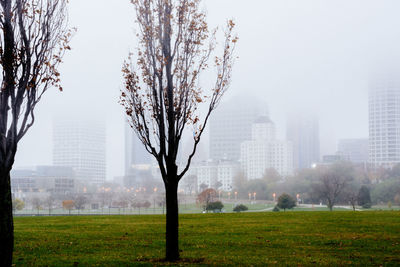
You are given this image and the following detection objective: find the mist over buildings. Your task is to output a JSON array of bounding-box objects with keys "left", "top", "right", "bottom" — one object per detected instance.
[{"left": 13, "top": 0, "right": 400, "bottom": 182}]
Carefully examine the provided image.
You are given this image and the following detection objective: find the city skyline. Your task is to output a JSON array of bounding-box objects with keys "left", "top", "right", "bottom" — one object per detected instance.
[{"left": 14, "top": 0, "right": 400, "bottom": 179}]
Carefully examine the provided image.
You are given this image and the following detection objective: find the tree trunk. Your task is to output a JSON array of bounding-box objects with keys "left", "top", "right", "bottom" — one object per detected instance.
[
  {"left": 0, "top": 170, "right": 14, "bottom": 267},
  {"left": 328, "top": 201, "right": 333, "bottom": 211},
  {"left": 165, "top": 180, "right": 179, "bottom": 261}
]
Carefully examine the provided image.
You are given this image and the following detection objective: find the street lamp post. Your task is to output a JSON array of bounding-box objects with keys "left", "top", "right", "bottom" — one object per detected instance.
[
  {"left": 273, "top": 193, "right": 276, "bottom": 203},
  {"left": 234, "top": 191, "right": 238, "bottom": 201},
  {"left": 253, "top": 192, "right": 256, "bottom": 201}
]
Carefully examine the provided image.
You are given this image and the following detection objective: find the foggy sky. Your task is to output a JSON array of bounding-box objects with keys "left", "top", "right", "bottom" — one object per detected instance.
[{"left": 14, "top": 0, "right": 400, "bottom": 180}]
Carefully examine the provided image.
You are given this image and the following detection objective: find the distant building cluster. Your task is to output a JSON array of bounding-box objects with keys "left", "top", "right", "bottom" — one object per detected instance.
[
  {"left": 209, "top": 97, "right": 266, "bottom": 161},
  {"left": 11, "top": 118, "right": 107, "bottom": 199},
  {"left": 11, "top": 166, "right": 75, "bottom": 198},
  {"left": 12, "top": 71, "right": 400, "bottom": 198},
  {"left": 179, "top": 96, "right": 320, "bottom": 192},
  {"left": 321, "top": 73, "right": 400, "bottom": 169},
  {"left": 181, "top": 160, "right": 240, "bottom": 193},
  {"left": 241, "top": 116, "right": 293, "bottom": 179}
]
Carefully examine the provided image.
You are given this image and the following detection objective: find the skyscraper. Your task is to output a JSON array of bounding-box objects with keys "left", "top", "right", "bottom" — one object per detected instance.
[
  {"left": 53, "top": 119, "right": 106, "bottom": 185},
  {"left": 209, "top": 96, "right": 267, "bottom": 161},
  {"left": 125, "top": 124, "right": 152, "bottom": 176},
  {"left": 286, "top": 113, "right": 320, "bottom": 170},
  {"left": 369, "top": 74, "right": 400, "bottom": 168}
]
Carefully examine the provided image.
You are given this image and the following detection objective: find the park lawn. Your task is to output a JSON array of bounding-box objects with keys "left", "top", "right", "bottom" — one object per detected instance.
[{"left": 13, "top": 211, "right": 400, "bottom": 266}]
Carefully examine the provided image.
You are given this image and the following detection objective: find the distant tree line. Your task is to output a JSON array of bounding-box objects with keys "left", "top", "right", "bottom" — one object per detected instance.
[{"left": 232, "top": 161, "right": 400, "bottom": 209}]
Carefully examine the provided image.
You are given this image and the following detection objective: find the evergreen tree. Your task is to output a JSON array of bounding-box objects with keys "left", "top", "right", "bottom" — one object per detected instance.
[
  {"left": 358, "top": 186, "right": 372, "bottom": 208},
  {"left": 277, "top": 193, "right": 296, "bottom": 211}
]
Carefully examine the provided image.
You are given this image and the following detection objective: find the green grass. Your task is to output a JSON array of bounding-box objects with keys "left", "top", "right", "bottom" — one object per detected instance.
[{"left": 13, "top": 211, "right": 400, "bottom": 266}]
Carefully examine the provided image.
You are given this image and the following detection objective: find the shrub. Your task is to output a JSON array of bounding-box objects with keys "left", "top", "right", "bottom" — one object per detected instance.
[
  {"left": 362, "top": 202, "right": 372, "bottom": 209},
  {"left": 206, "top": 201, "right": 224, "bottom": 212},
  {"left": 277, "top": 193, "right": 296, "bottom": 211},
  {"left": 233, "top": 204, "right": 248, "bottom": 212},
  {"left": 272, "top": 206, "right": 280, "bottom": 212}
]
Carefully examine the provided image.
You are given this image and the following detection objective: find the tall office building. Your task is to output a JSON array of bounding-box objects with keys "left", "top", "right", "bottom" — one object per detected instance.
[
  {"left": 124, "top": 124, "right": 152, "bottom": 176},
  {"left": 209, "top": 96, "right": 267, "bottom": 161},
  {"left": 241, "top": 116, "right": 293, "bottom": 179},
  {"left": 337, "top": 138, "right": 369, "bottom": 164},
  {"left": 369, "top": 74, "right": 400, "bottom": 168},
  {"left": 53, "top": 119, "right": 106, "bottom": 185},
  {"left": 286, "top": 113, "right": 320, "bottom": 170}
]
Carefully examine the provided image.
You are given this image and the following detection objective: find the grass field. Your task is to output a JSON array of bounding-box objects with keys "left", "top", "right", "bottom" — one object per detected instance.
[{"left": 13, "top": 211, "right": 400, "bottom": 266}]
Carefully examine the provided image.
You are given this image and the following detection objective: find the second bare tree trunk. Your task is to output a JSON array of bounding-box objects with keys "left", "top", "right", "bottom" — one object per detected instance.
[
  {"left": 0, "top": 170, "right": 14, "bottom": 267},
  {"left": 165, "top": 180, "right": 179, "bottom": 261}
]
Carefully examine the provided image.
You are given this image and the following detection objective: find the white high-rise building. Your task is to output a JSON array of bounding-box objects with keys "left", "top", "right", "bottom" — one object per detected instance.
[
  {"left": 53, "top": 119, "right": 106, "bottom": 185},
  {"left": 209, "top": 96, "right": 267, "bottom": 161},
  {"left": 369, "top": 74, "right": 400, "bottom": 168},
  {"left": 180, "top": 160, "right": 239, "bottom": 192},
  {"left": 241, "top": 116, "right": 293, "bottom": 179}
]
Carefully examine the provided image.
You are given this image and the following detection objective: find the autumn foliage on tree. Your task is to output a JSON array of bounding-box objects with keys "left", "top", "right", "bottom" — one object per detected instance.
[
  {"left": 120, "top": 0, "right": 237, "bottom": 261},
  {"left": 196, "top": 188, "right": 217, "bottom": 207},
  {"left": 0, "top": 1, "right": 72, "bottom": 265},
  {"left": 62, "top": 200, "right": 75, "bottom": 214}
]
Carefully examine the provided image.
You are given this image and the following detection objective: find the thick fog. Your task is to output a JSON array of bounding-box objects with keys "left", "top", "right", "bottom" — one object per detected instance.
[{"left": 14, "top": 0, "right": 400, "bottom": 180}]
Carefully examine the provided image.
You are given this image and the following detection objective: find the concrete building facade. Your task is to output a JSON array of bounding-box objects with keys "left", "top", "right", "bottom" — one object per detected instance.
[
  {"left": 241, "top": 116, "right": 293, "bottom": 179},
  {"left": 180, "top": 160, "right": 240, "bottom": 192},
  {"left": 338, "top": 138, "right": 369, "bottom": 164},
  {"left": 11, "top": 166, "right": 75, "bottom": 194},
  {"left": 53, "top": 119, "right": 106, "bottom": 185},
  {"left": 369, "top": 75, "right": 400, "bottom": 168},
  {"left": 209, "top": 96, "right": 267, "bottom": 161}
]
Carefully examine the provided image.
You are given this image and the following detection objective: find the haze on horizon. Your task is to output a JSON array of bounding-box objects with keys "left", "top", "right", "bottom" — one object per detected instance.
[{"left": 14, "top": 0, "right": 400, "bottom": 180}]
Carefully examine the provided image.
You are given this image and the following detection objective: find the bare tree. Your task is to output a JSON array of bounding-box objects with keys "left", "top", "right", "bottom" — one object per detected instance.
[
  {"left": 343, "top": 181, "right": 361, "bottom": 211},
  {"left": 346, "top": 189, "right": 358, "bottom": 211},
  {"left": 45, "top": 195, "right": 56, "bottom": 215},
  {"left": 313, "top": 162, "right": 354, "bottom": 211},
  {"left": 120, "top": 0, "right": 236, "bottom": 261},
  {"left": 182, "top": 174, "right": 197, "bottom": 195},
  {"left": 31, "top": 197, "right": 41, "bottom": 215},
  {"left": 74, "top": 195, "right": 87, "bottom": 213},
  {"left": 0, "top": 0, "right": 72, "bottom": 264}
]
